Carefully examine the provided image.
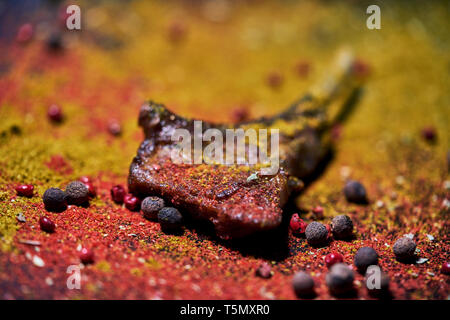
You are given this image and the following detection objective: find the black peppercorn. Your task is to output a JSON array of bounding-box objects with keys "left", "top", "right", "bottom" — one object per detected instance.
[
  {"left": 344, "top": 180, "right": 368, "bottom": 204},
  {"left": 292, "top": 271, "right": 315, "bottom": 298},
  {"left": 158, "top": 207, "right": 183, "bottom": 233},
  {"left": 305, "top": 221, "right": 328, "bottom": 246},
  {"left": 65, "top": 181, "right": 89, "bottom": 206},
  {"left": 393, "top": 237, "right": 416, "bottom": 262},
  {"left": 142, "top": 196, "right": 165, "bottom": 220},
  {"left": 354, "top": 247, "right": 379, "bottom": 273},
  {"left": 326, "top": 263, "right": 354, "bottom": 296},
  {"left": 331, "top": 215, "right": 354, "bottom": 239},
  {"left": 43, "top": 187, "right": 67, "bottom": 212},
  {"left": 47, "top": 33, "right": 64, "bottom": 52}
]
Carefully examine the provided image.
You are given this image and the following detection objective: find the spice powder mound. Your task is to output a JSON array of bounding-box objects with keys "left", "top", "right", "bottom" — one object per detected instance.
[{"left": 0, "top": 1, "right": 448, "bottom": 300}]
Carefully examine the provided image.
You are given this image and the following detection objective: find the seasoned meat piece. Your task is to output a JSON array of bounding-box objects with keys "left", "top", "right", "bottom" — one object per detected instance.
[{"left": 129, "top": 50, "right": 363, "bottom": 239}]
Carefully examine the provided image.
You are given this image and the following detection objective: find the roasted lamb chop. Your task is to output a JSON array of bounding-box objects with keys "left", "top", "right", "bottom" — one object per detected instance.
[{"left": 128, "top": 49, "right": 364, "bottom": 239}]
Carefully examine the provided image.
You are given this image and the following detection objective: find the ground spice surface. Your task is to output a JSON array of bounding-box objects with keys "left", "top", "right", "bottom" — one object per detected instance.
[{"left": 0, "top": 0, "right": 448, "bottom": 299}]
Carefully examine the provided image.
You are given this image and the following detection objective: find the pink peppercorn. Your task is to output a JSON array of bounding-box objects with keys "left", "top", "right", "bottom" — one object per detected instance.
[
  {"left": 255, "top": 262, "right": 272, "bottom": 279},
  {"left": 230, "top": 107, "right": 249, "bottom": 123},
  {"left": 326, "top": 224, "right": 332, "bottom": 239},
  {"left": 47, "top": 104, "right": 64, "bottom": 123},
  {"left": 124, "top": 194, "right": 141, "bottom": 211},
  {"left": 15, "top": 184, "right": 34, "bottom": 197},
  {"left": 312, "top": 206, "right": 324, "bottom": 219},
  {"left": 111, "top": 185, "right": 126, "bottom": 204},
  {"left": 79, "top": 177, "right": 96, "bottom": 197},
  {"left": 421, "top": 126, "right": 437, "bottom": 143},
  {"left": 289, "top": 213, "right": 307, "bottom": 234},
  {"left": 168, "top": 21, "right": 187, "bottom": 43},
  {"left": 80, "top": 248, "right": 94, "bottom": 264},
  {"left": 16, "top": 23, "right": 34, "bottom": 43},
  {"left": 442, "top": 262, "right": 450, "bottom": 275},
  {"left": 295, "top": 61, "right": 310, "bottom": 78},
  {"left": 266, "top": 71, "right": 283, "bottom": 89},
  {"left": 58, "top": 5, "right": 71, "bottom": 28},
  {"left": 79, "top": 176, "right": 90, "bottom": 184},
  {"left": 352, "top": 59, "right": 371, "bottom": 78},
  {"left": 331, "top": 124, "right": 342, "bottom": 141},
  {"left": 325, "top": 252, "right": 344, "bottom": 268},
  {"left": 107, "top": 120, "right": 122, "bottom": 136},
  {"left": 85, "top": 182, "right": 97, "bottom": 198},
  {"left": 39, "top": 216, "right": 56, "bottom": 233}
]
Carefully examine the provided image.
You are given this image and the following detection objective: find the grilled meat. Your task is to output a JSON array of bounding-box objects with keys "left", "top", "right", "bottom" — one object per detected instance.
[{"left": 128, "top": 50, "right": 363, "bottom": 238}]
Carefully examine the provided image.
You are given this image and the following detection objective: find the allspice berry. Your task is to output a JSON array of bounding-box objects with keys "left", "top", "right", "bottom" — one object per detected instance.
[
  {"left": 331, "top": 215, "right": 354, "bottom": 239},
  {"left": 142, "top": 196, "right": 165, "bottom": 220},
  {"left": 354, "top": 247, "right": 379, "bottom": 273},
  {"left": 43, "top": 187, "right": 67, "bottom": 212},
  {"left": 393, "top": 237, "right": 416, "bottom": 262},
  {"left": 158, "top": 207, "right": 183, "bottom": 233},
  {"left": 326, "top": 263, "right": 354, "bottom": 296},
  {"left": 65, "top": 181, "right": 89, "bottom": 206},
  {"left": 305, "top": 221, "right": 328, "bottom": 247},
  {"left": 292, "top": 271, "right": 315, "bottom": 298},
  {"left": 344, "top": 180, "right": 368, "bottom": 204}
]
